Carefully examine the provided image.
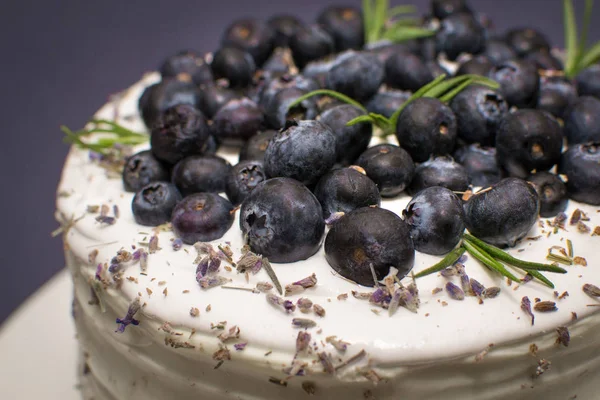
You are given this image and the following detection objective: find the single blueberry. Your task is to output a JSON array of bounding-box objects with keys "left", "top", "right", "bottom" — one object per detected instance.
[
  {"left": 289, "top": 24, "right": 335, "bottom": 69},
  {"left": 159, "top": 50, "right": 213, "bottom": 86},
  {"left": 431, "top": 0, "right": 472, "bottom": 19},
  {"left": 240, "top": 177, "right": 325, "bottom": 263},
  {"left": 197, "top": 83, "right": 240, "bottom": 119},
  {"left": 171, "top": 155, "right": 232, "bottom": 197},
  {"left": 239, "top": 130, "right": 277, "bottom": 162},
  {"left": 314, "top": 167, "right": 381, "bottom": 219},
  {"left": 210, "top": 47, "right": 256, "bottom": 89},
  {"left": 150, "top": 104, "right": 211, "bottom": 165},
  {"left": 261, "top": 48, "right": 295, "bottom": 75},
  {"left": 495, "top": 109, "right": 563, "bottom": 178},
  {"left": 139, "top": 77, "right": 201, "bottom": 130},
  {"left": 524, "top": 49, "right": 563, "bottom": 71},
  {"left": 325, "top": 52, "right": 384, "bottom": 103},
  {"left": 122, "top": 150, "right": 170, "bottom": 192},
  {"left": 563, "top": 96, "right": 600, "bottom": 145},
  {"left": 324, "top": 207, "right": 415, "bottom": 287},
  {"left": 403, "top": 186, "right": 466, "bottom": 255},
  {"left": 536, "top": 76, "right": 578, "bottom": 119},
  {"left": 453, "top": 144, "right": 502, "bottom": 187},
  {"left": 395, "top": 97, "right": 458, "bottom": 163},
  {"left": 365, "top": 89, "right": 411, "bottom": 118},
  {"left": 505, "top": 28, "right": 550, "bottom": 57},
  {"left": 365, "top": 41, "right": 418, "bottom": 65},
  {"left": 455, "top": 55, "right": 494, "bottom": 77},
  {"left": 558, "top": 142, "right": 600, "bottom": 205},
  {"left": 526, "top": 171, "right": 568, "bottom": 218},
  {"left": 317, "top": 6, "right": 364, "bottom": 52},
  {"left": 211, "top": 98, "right": 264, "bottom": 145},
  {"left": 267, "top": 15, "right": 303, "bottom": 48},
  {"left": 356, "top": 144, "right": 415, "bottom": 197},
  {"left": 435, "top": 12, "right": 486, "bottom": 61},
  {"left": 221, "top": 19, "right": 276, "bottom": 67},
  {"left": 132, "top": 182, "right": 182, "bottom": 227},
  {"left": 408, "top": 156, "right": 469, "bottom": 195},
  {"left": 318, "top": 104, "right": 372, "bottom": 165},
  {"left": 385, "top": 50, "right": 434, "bottom": 92},
  {"left": 464, "top": 177, "right": 540, "bottom": 247},
  {"left": 576, "top": 64, "right": 600, "bottom": 99},
  {"left": 258, "top": 74, "right": 320, "bottom": 109},
  {"left": 264, "top": 120, "right": 337, "bottom": 186},
  {"left": 171, "top": 193, "right": 235, "bottom": 244},
  {"left": 481, "top": 38, "right": 516, "bottom": 64},
  {"left": 488, "top": 59, "right": 540, "bottom": 108},
  {"left": 264, "top": 87, "right": 319, "bottom": 130},
  {"left": 225, "top": 160, "right": 267, "bottom": 206}
]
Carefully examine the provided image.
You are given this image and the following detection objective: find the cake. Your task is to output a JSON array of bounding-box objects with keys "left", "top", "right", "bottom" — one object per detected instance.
[{"left": 55, "top": 1, "right": 600, "bottom": 399}]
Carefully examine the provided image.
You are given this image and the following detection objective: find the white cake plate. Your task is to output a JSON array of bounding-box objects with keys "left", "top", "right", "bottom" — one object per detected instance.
[{"left": 0, "top": 269, "right": 79, "bottom": 399}]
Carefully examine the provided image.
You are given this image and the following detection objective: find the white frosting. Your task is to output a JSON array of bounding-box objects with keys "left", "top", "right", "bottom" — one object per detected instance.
[{"left": 57, "top": 73, "right": 600, "bottom": 399}]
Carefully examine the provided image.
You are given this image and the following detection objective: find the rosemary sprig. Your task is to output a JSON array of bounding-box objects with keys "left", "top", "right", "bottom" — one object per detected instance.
[
  {"left": 563, "top": 0, "right": 600, "bottom": 78},
  {"left": 61, "top": 119, "right": 148, "bottom": 155},
  {"left": 462, "top": 239, "right": 522, "bottom": 283},
  {"left": 362, "top": 0, "right": 434, "bottom": 44},
  {"left": 413, "top": 247, "right": 465, "bottom": 278}
]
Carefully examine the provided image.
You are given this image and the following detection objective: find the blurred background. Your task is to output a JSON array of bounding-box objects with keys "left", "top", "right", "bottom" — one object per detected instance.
[{"left": 1, "top": 0, "right": 599, "bottom": 324}]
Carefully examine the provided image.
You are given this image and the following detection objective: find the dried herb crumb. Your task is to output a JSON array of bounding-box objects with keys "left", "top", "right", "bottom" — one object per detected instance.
[
  {"left": 582, "top": 284, "right": 600, "bottom": 298},
  {"left": 190, "top": 307, "right": 200, "bottom": 317},
  {"left": 534, "top": 301, "right": 557, "bottom": 312},
  {"left": 534, "top": 359, "right": 551, "bottom": 377},
  {"left": 302, "top": 381, "right": 316, "bottom": 395},
  {"left": 529, "top": 343, "right": 538, "bottom": 356},
  {"left": 432, "top": 287, "right": 443, "bottom": 295},
  {"left": 313, "top": 304, "right": 326, "bottom": 317},
  {"left": 521, "top": 296, "right": 535, "bottom": 326},
  {"left": 206, "top": 304, "right": 212, "bottom": 312},
  {"left": 573, "top": 256, "right": 587, "bottom": 266},
  {"left": 337, "top": 293, "right": 348, "bottom": 301},
  {"left": 268, "top": 377, "right": 288, "bottom": 387},
  {"left": 556, "top": 326, "right": 570, "bottom": 347}
]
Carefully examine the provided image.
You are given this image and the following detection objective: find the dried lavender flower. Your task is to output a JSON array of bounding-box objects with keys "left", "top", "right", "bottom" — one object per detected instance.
[
  {"left": 197, "top": 275, "right": 230, "bottom": 289},
  {"left": 297, "top": 298, "right": 313, "bottom": 312},
  {"left": 317, "top": 352, "right": 335, "bottom": 374},
  {"left": 293, "top": 273, "right": 318, "bottom": 289},
  {"left": 521, "top": 296, "right": 535, "bottom": 325},
  {"left": 388, "top": 288, "right": 402, "bottom": 316},
  {"left": 296, "top": 331, "right": 311, "bottom": 352},
  {"left": 470, "top": 278, "right": 485, "bottom": 302},
  {"left": 555, "top": 326, "right": 570, "bottom": 347},
  {"left": 218, "top": 326, "right": 241, "bottom": 342},
  {"left": 115, "top": 297, "right": 141, "bottom": 333},
  {"left": 485, "top": 287, "right": 501, "bottom": 298},
  {"left": 234, "top": 342, "right": 248, "bottom": 351},
  {"left": 370, "top": 287, "right": 391, "bottom": 305},
  {"left": 256, "top": 282, "right": 273, "bottom": 292},
  {"left": 284, "top": 284, "right": 305, "bottom": 296},
  {"left": 313, "top": 304, "right": 326, "bottom": 317},
  {"left": 399, "top": 286, "right": 419, "bottom": 313},
  {"left": 583, "top": 283, "right": 600, "bottom": 298},
  {"left": 172, "top": 238, "right": 183, "bottom": 251},
  {"left": 534, "top": 301, "right": 557, "bottom": 312},
  {"left": 326, "top": 336, "right": 350, "bottom": 351},
  {"left": 292, "top": 318, "right": 317, "bottom": 328},
  {"left": 236, "top": 251, "right": 263, "bottom": 274},
  {"left": 445, "top": 282, "right": 465, "bottom": 300},
  {"left": 148, "top": 235, "right": 160, "bottom": 254}
]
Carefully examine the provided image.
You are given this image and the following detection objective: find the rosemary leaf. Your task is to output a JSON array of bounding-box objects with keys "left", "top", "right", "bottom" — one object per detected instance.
[
  {"left": 525, "top": 270, "right": 555, "bottom": 289},
  {"left": 346, "top": 115, "right": 377, "bottom": 127},
  {"left": 363, "top": 0, "right": 373, "bottom": 43},
  {"left": 579, "top": 41, "right": 600, "bottom": 71},
  {"left": 382, "top": 26, "right": 435, "bottom": 42},
  {"left": 462, "top": 240, "right": 521, "bottom": 283},
  {"left": 414, "top": 247, "right": 466, "bottom": 278},
  {"left": 563, "top": 0, "right": 579, "bottom": 76},
  {"left": 423, "top": 75, "right": 472, "bottom": 99},
  {"left": 286, "top": 89, "right": 367, "bottom": 113},
  {"left": 388, "top": 4, "right": 416, "bottom": 17},
  {"left": 578, "top": 0, "right": 594, "bottom": 65},
  {"left": 388, "top": 74, "right": 446, "bottom": 127},
  {"left": 438, "top": 78, "right": 474, "bottom": 103},
  {"left": 373, "top": 0, "right": 389, "bottom": 45}
]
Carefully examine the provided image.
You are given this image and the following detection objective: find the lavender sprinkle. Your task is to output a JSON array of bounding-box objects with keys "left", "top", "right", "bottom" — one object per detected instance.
[
  {"left": 521, "top": 296, "right": 535, "bottom": 326},
  {"left": 446, "top": 282, "right": 465, "bottom": 300},
  {"left": 115, "top": 297, "right": 141, "bottom": 333},
  {"left": 292, "top": 318, "right": 317, "bottom": 328},
  {"left": 296, "top": 331, "right": 311, "bottom": 352}
]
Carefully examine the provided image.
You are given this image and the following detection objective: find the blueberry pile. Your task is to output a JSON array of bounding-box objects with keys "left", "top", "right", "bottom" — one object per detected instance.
[{"left": 122, "top": 0, "right": 600, "bottom": 287}]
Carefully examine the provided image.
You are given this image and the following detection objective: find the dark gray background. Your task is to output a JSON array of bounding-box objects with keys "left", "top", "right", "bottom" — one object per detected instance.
[{"left": 1, "top": 0, "right": 598, "bottom": 324}]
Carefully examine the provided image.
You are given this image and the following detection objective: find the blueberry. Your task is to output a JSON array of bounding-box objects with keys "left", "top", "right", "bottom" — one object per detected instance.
[
  {"left": 576, "top": 64, "right": 600, "bottom": 99},
  {"left": 268, "top": 15, "right": 303, "bottom": 48},
  {"left": 210, "top": 47, "right": 256, "bottom": 89},
  {"left": 319, "top": 104, "right": 372, "bottom": 165},
  {"left": 563, "top": 96, "right": 600, "bottom": 145},
  {"left": 536, "top": 76, "right": 578, "bottom": 119},
  {"left": 453, "top": 144, "right": 502, "bottom": 187},
  {"left": 139, "top": 77, "right": 201, "bottom": 129},
  {"left": 240, "top": 177, "right": 325, "bottom": 263},
  {"left": 365, "top": 41, "right": 417, "bottom": 65},
  {"left": 488, "top": 59, "right": 540, "bottom": 108},
  {"left": 505, "top": 28, "right": 550, "bottom": 57},
  {"left": 449, "top": 84, "right": 508, "bottom": 146},
  {"left": 356, "top": 144, "right": 415, "bottom": 197},
  {"left": 225, "top": 160, "right": 267, "bottom": 206},
  {"left": 365, "top": 89, "right": 411, "bottom": 118},
  {"left": 464, "top": 177, "right": 539, "bottom": 247},
  {"left": 316, "top": 6, "right": 364, "bottom": 52},
  {"left": 197, "top": 83, "right": 240, "bottom": 119},
  {"left": 324, "top": 207, "right": 415, "bottom": 287},
  {"left": 289, "top": 24, "right": 335, "bottom": 69},
  {"left": 239, "top": 130, "right": 277, "bottom": 162},
  {"left": 301, "top": 58, "right": 336, "bottom": 88},
  {"left": 408, "top": 156, "right": 469, "bottom": 195},
  {"left": 261, "top": 48, "right": 295, "bottom": 75},
  {"left": 385, "top": 51, "right": 434, "bottom": 92},
  {"left": 524, "top": 49, "right": 563, "bottom": 71},
  {"left": 122, "top": 150, "right": 170, "bottom": 192},
  {"left": 171, "top": 155, "right": 232, "bottom": 197},
  {"left": 325, "top": 52, "right": 384, "bottom": 103},
  {"left": 558, "top": 142, "right": 600, "bottom": 205},
  {"left": 159, "top": 50, "right": 213, "bottom": 86},
  {"left": 211, "top": 98, "right": 264, "bottom": 144},
  {"left": 455, "top": 55, "right": 494, "bottom": 77},
  {"left": 314, "top": 167, "right": 381, "bottom": 219},
  {"left": 264, "top": 120, "right": 337, "bottom": 186},
  {"left": 403, "top": 186, "right": 466, "bottom": 255},
  {"left": 258, "top": 74, "right": 320, "bottom": 109},
  {"left": 132, "top": 182, "right": 182, "bottom": 227},
  {"left": 481, "top": 38, "right": 516, "bottom": 64},
  {"left": 221, "top": 19, "right": 275, "bottom": 67},
  {"left": 264, "top": 87, "right": 318, "bottom": 130},
  {"left": 171, "top": 193, "right": 235, "bottom": 244},
  {"left": 150, "top": 104, "right": 211, "bottom": 165},
  {"left": 526, "top": 171, "right": 568, "bottom": 218},
  {"left": 435, "top": 12, "right": 486, "bottom": 61},
  {"left": 431, "top": 0, "right": 471, "bottom": 19},
  {"left": 396, "top": 97, "right": 457, "bottom": 163}
]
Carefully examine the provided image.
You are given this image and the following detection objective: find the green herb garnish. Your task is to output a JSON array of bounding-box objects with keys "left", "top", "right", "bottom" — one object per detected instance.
[
  {"left": 563, "top": 0, "right": 600, "bottom": 78},
  {"left": 413, "top": 247, "right": 465, "bottom": 278},
  {"left": 362, "top": 0, "right": 435, "bottom": 44},
  {"left": 61, "top": 119, "right": 148, "bottom": 155}
]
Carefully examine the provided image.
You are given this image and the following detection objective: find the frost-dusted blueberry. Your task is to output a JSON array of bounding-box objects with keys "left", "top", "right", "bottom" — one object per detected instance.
[
  {"left": 264, "top": 120, "right": 337, "bottom": 186},
  {"left": 356, "top": 144, "right": 415, "bottom": 197},
  {"left": 319, "top": 104, "right": 372, "bottom": 165},
  {"left": 239, "top": 130, "right": 277, "bottom": 162},
  {"left": 453, "top": 144, "right": 502, "bottom": 187},
  {"left": 264, "top": 87, "right": 318, "bottom": 130},
  {"left": 435, "top": 12, "right": 486, "bottom": 61},
  {"left": 240, "top": 177, "right": 325, "bottom": 263},
  {"left": 455, "top": 55, "right": 493, "bottom": 77},
  {"left": 431, "top": 0, "right": 471, "bottom": 19},
  {"left": 385, "top": 51, "right": 434, "bottom": 92},
  {"left": 139, "top": 77, "right": 201, "bottom": 129},
  {"left": 576, "top": 64, "right": 600, "bottom": 98},
  {"left": 159, "top": 50, "right": 213, "bottom": 86},
  {"left": 150, "top": 104, "right": 211, "bottom": 165},
  {"left": 268, "top": 15, "right": 303, "bottom": 47},
  {"left": 403, "top": 186, "right": 465, "bottom": 255},
  {"left": 449, "top": 85, "right": 508, "bottom": 146},
  {"left": 536, "top": 76, "right": 578, "bottom": 119},
  {"left": 365, "top": 89, "right": 411, "bottom": 118},
  {"left": 289, "top": 24, "right": 335, "bottom": 69},
  {"left": 563, "top": 96, "right": 600, "bottom": 145},
  {"left": 171, "top": 155, "right": 232, "bottom": 196},
  {"left": 197, "top": 84, "right": 240, "bottom": 119},
  {"left": 221, "top": 19, "right": 275, "bottom": 67},
  {"left": 396, "top": 97, "right": 457, "bottom": 163},
  {"left": 314, "top": 167, "right": 381, "bottom": 219},
  {"left": 464, "top": 177, "right": 540, "bottom": 247},
  {"left": 171, "top": 193, "right": 235, "bottom": 244},
  {"left": 258, "top": 74, "right": 320, "bottom": 109},
  {"left": 122, "top": 150, "right": 170, "bottom": 192},
  {"left": 408, "top": 156, "right": 469, "bottom": 195},
  {"left": 525, "top": 50, "right": 563, "bottom": 71},
  {"left": 496, "top": 109, "right": 563, "bottom": 178},
  {"left": 324, "top": 207, "right": 415, "bottom": 286},
  {"left": 526, "top": 171, "right": 568, "bottom": 218},
  {"left": 225, "top": 160, "right": 266, "bottom": 206},
  {"left": 481, "top": 38, "right": 516, "bottom": 64},
  {"left": 210, "top": 47, "right": 256, "bottom": 89},
  {"left": 132, "top": 182, "right": 182, "bottom": 227},
  {"left": 211, "top": 98, "right": 264, "bottom": 144},
  {"left": 505, "top": 28, "right": 550, "bottom": 57},
  {"left": 558, "top": 142, "right": 600, "bottom": 205},
  {"left": 325, "top": 52, "right": 384, "bottom": 103},
  {"left": 488, "top": 59, "right": 540, "bottom": 108},
  {"left": 317, "top": 6, "right": 364, "bottom": 52}
]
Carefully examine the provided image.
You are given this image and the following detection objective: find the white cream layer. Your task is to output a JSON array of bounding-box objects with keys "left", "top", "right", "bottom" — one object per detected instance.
[{"left": 57, "top": 73, "right": 600, "bottom": 400}]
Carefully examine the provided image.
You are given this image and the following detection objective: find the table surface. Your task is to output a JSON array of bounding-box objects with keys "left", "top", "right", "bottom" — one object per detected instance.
[{"left": 2, "top": 0, "right": 599, "bottom": 325}]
